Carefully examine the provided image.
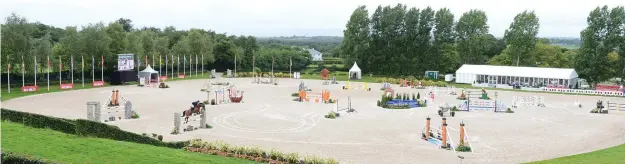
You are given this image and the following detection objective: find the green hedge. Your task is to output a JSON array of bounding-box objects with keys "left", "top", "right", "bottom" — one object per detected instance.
[
  {"left": 1, "top": 108, "right": 189, "bottom": 149},
  {"left": 1, "top": 151, "right": 56, "bottom": 164},
  {"left": 1, "top": 108, "right": 76, "bottom": 134},
  {"left": 74, "top": 119, "right": 188, "bottom": 149}
]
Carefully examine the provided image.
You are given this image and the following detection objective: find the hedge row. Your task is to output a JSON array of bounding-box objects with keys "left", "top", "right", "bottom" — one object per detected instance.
[
  {"left": 1, "top": 108, "right": 189, "bottom": 149},
  {"left": 1, "top": 151, "right": 56, "bottom": 164}
]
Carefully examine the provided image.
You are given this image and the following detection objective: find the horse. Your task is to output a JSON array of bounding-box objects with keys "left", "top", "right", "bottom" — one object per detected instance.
[{"left": 181, "top": 101, "right": 206, "bottom": 123}]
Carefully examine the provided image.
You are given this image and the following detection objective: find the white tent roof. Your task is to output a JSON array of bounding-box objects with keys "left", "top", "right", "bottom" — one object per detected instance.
[
  {"left": 140, "top": 65, "right": 158, "bottom": 73},
  {"left": 456, "top": 64, "right": 578, "bottom": 79},
  {"left": 349, "top": 62, "right": 361, "bottom": 72}
]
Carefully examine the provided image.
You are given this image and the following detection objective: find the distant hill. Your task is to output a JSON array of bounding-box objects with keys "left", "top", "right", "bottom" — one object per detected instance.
[
  {"left": 257, "top": 36, "right": 343, "bottom": 57},
  {"left": 546, "top": 37, "right": 580, "bottom": 49}
]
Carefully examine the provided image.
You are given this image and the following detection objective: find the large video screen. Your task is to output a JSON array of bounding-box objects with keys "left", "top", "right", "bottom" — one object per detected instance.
[{"left": 118, "top": 54, "right": 135, "bottom": 71}]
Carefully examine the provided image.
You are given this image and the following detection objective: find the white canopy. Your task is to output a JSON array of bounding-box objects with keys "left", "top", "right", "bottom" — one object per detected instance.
[
  {"left": 348, "top": 62, "right": 362, "bottom": 80},
  {"left": 138, "top": 65, "right": 159, "bottom": 85}
]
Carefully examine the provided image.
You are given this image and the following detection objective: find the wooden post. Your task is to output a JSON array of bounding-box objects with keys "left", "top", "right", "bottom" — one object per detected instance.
[
  {"left": 425, "top": 117, "right": 431, "bottom": 140},
  {"left": 442, "top": 122, "right": 448, "bottom": 149},
  {"left": 459, "top": 122, "right": 465, "bottom": 146}
]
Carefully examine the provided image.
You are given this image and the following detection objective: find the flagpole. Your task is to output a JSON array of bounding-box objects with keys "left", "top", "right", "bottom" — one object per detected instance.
[
  {"left": 82, "top": 55, "right": 84, "bottom": 87},
  {"left": 47, "top": 55, "right": 50, "bottom": 91},
  {"left": 201, "top": 55, "right": 204, "bottom": 76},
  {"left": 101, "top": 56, "right": 104, "bottom": 81},
  {"left": 59, "top": 56, "right": 62, "bottom": 86},
  {"left": 290, "top": 55, "right": 292, "bottom": 78},
  {"left": 71, "top": 55, "right": 74, "bottom": 84},
  {"left": 159, "top": 55, "right": 162, "bottom": 76},
  {"left": 7, "top": 58, "right": 11, "bottom": 93},
  {"left": 92, "top": 56, "right": 95, "bottom": 83},
  {"left": 252, "top": 51, "right": 255, "bottom": 78},
  {"left": 35, "top": 56, "right": 37, "bottom": 86},
  {"left": 22, "top": 55, "right": 24, "bottom": 88}
]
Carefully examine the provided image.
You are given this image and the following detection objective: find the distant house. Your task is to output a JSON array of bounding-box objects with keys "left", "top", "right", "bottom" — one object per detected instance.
[{"left": 308, "top": 48, "right": 323, "bottom": 61}]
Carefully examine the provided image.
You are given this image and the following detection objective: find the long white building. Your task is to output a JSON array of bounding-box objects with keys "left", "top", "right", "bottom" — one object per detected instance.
[{"left": 455, "top": 64, "right": 579, "bottom": 88}]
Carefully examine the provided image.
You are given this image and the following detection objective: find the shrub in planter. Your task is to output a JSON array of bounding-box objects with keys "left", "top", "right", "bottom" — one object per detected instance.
[
  {"left": 412, "top": 94, "right": 416, "bottom": 100},
  {"left": 285, "top": 153, "right": 299, "bottom": 163},
  {"left": 324, "top": 111, "right": 337, "bottom": 119},
  {"left": 456, "top": 145, "right": 472, "bottom": 152},
  {"left": 377, "top": 100, "right": 381, "bottom": 107},
  {"left": 157, "top": 135, "right": 163, "bottom": 141},
  {"left": 170, "top": 127, "right": 179, "bottom": 134},
  {"left": 506, "top": 108, "right": 514, "bottom": 113},
  {"left": 451, "top": 106, "right": 458, "bottom": 112},
  {"left": 131, "top": 111, "right": 140, "bottom": 119},
  {"left": 590, "top": 108, "right": 599, "bottom": 113},
  {"left": 269, "top": 149, "right": 284, "bottom": 161},
  {"left": 205, "top": 124, "right": 213, "bottom": 129},
  {"left": 291, "top": 93, "right": 299, "bottom": 97},
  {"left": 417, "top": 93, "right": 420, "bottom": 99}
]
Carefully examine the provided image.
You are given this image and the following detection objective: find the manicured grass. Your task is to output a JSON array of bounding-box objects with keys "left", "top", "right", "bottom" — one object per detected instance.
[
  {"left": 0, "top": 73, "right": 212, "bottom": 101},
  {"left": 526, "top": 144, "right": 625, "bottom": 164},
  {"left": 1, "top": 121, "right": 255, "bottom": 164}
]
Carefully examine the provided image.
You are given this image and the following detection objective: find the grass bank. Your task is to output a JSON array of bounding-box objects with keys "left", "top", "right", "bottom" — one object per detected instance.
[{"left": 1, "top": 121, "right": 254, "bottom": 164}]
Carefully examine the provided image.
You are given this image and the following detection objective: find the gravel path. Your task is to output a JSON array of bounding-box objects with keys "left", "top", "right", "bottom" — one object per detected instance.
[{"left": 4, "top": 77, "right": 625, "bottom": 164}]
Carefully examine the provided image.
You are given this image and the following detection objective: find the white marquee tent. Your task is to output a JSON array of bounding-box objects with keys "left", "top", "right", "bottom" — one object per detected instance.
[
  {"left": 138, "top": 65, "right": 160, "bottom": 86},
  {"left": 349, "top": 62, "right": 362, "bottom": 80},
  {"left": 455, "top": 64, "right": 579, "bottom": 88}
]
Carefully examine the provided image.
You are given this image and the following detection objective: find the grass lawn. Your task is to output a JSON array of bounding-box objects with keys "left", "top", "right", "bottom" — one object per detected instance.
[
  {"left": 0, "top": 73, "right": 212, "bottom": 101},
  {"left": 1, "top": 121, "right": 255, "bottom": 164},
  {"left": 526, "top": 144, "right": 625, "bottom": 164}
]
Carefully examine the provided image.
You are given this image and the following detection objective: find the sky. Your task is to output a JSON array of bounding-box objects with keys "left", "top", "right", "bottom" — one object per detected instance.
[{"left": 1, "top": 0, "right": 623, "bottom": 38}]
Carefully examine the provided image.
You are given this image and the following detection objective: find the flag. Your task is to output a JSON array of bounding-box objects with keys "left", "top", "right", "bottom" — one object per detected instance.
[
  {"left": 138, "top": 58, "right": 141, "bottom": 67},
  {"left": 101, "top": 56, "right": 104, "bottom": 68},
  {"left": 59, "top": 57, "right": 62, "bottom": 70},
  {"left": 290, "top": 56, "right": 292, "bottom": 66},
  {"left": 71, "top": 56, "right": 74, "bottom": 70},
  {"left": 82, "top": 56, "right": 84, "bottom": 69},
  {"left": 152, "top": 55, "right": 155, "bottom": 66},
  {"left": 184, "top": 56, "right": 186, "bottom": 63},
  {"left": 145, "top": 55, "right": 148, "bottom": 66},
  {"left": 47, "top": 56, "right": 50, "bottom": 71},
  {"left": 195, "top": 55, "right": 198, "bottom": 65},
  {"left": 160, "top": 55, "right": 162, "bottom": 65},
  {"left": 7, "top": 64, "right": 10, "bottom": 71},
  {"left": 22, "top": 56, "right": 25, "bottom": 73}
]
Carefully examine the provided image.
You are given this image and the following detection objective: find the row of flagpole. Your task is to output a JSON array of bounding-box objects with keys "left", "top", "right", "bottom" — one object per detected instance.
[
  {"left": 5, "top": 55, "right": 104, "bottom": 93},
  {"left": 4, "top": 53, "right": 291, "bottom": 93}
]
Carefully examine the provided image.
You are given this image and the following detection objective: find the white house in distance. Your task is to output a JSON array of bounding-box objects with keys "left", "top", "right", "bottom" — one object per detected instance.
[
  {"left": 455, "top": 64, "right": 579, "bottom": 88},
  {"left": 308, "top": 48, "right": 323, "bottom": 61}
]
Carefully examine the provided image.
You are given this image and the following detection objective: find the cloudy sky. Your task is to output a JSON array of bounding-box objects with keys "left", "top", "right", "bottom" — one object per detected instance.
[{"left": 1, "top": 0, "right": 623, "bottom": 37}]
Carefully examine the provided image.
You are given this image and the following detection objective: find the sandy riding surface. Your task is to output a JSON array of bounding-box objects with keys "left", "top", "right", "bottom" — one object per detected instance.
[{"left": 4, "top": 77, "right": 625, "bottom": 164}]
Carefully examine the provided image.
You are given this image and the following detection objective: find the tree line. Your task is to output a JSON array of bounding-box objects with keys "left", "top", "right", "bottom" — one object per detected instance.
[
  {"left": 340, "top": 4, "right": 625, "bottom": 85},
  {"left": 1, "top": 14, "right": 312, "bottom": 85}
]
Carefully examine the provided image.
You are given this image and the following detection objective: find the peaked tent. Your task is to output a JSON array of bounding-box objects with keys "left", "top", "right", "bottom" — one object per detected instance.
[
  {"left": 348, "top": 62, "right": 362, "bottom": 80},
  {"left": 138, "top": 65, "right": 160, "bottom": 86}
]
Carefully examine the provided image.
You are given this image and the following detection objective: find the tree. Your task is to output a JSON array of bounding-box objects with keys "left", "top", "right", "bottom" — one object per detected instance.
[
  {"left": 127, "top": 31, "right": 144, "bottom": 60},
  {"left": 106, "top": 22, "right": 128, "bottom": 54},
  {"left": 187, "top": 29, "right": 214, "bottom": 63},
  {"left": 155, "top": 36, "right": 170, "bottom": 58},
  {"left": 456, "top": 9, "right": 490, "bottom": 64},
  {"left": 433, "top": 8, "right": 457, "bottom": 73},
  {"left": 140, "top": 30, "right": 157, "bottom": 63},
  {"left": 341, "top": 5, "right": 370, "bottom": 72},
  {"left": 2, "top": 13, "right": 35, "bottom": 72},
  {"left": 78, "top": 23, "right": 112, "bottom": 71},
  {"left": 504, "top": 10, "right": 540, "bottom": 66},
  {"left": 575, "top": 6, "right": 614, "bottom": 86},
  {"left": 116, "top": 18, "right": 133, "bottom": 32}
]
